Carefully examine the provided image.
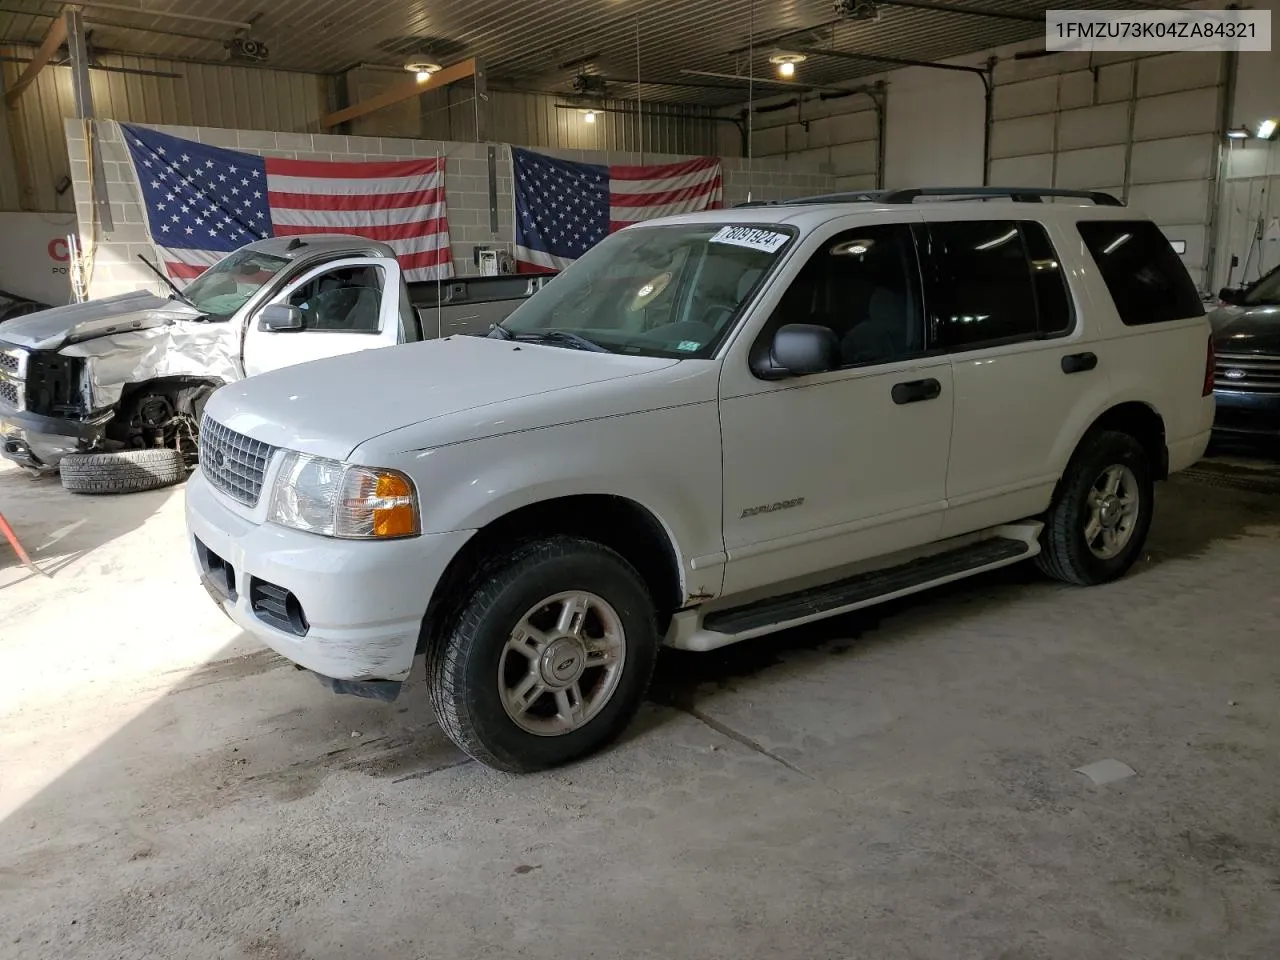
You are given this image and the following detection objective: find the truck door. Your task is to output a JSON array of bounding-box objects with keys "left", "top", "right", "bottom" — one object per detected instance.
[{"left": 242, "top": 257, "right": 403, "bottom": 378}]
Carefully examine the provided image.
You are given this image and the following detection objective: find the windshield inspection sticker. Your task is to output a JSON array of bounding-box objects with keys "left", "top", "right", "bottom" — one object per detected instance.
[
  {"left": 677, "top": 340, "right": 701, "bottom": 352},
  {"left": 710, "top": 226, "right": 789, "bottom": 253}
]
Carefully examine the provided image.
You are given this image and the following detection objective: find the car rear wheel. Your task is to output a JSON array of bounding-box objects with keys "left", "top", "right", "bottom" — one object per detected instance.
[
  {"left": 425, "top": 536, "right": 659, "bottom": 773},
  {"left": 1036, "top": 429, "right": 1154, "bottom": 586}
]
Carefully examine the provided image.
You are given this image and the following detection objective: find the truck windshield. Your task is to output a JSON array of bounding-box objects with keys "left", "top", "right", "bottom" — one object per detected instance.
[
  {"left": 498, "top": 223, "right": 794, "bottom": 358},
  {"left": 181, "top": 249, "right": 292, "bottom": 319}
]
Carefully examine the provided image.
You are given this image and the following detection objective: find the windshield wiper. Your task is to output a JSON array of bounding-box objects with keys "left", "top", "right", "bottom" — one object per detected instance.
[
  {"left": 513, "top": 330, "right": 611, "bottom": 352},
  {"left": 136, "top": 253, "right": 199, "bottom": 311}
]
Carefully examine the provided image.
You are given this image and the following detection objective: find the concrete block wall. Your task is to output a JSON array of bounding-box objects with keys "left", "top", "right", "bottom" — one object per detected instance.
[{"left": 67, "top": 121, "right": 832, "bottom": 300}]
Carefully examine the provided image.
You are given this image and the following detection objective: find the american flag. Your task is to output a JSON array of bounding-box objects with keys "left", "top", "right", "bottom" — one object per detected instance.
[
  {"left": 121, "top": 123, "right": 454, "bottom": 283},
  {"left": 512, "top": 147, "right": 723, "bottom": 272}
]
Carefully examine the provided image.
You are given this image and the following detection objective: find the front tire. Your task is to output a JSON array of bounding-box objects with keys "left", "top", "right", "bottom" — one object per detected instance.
[
  {"left": 1036, "top": 429, "right": 1154, "bottom": 586},
  {"left": 425, "top": 537, "right": 659, "bottom": 773}
]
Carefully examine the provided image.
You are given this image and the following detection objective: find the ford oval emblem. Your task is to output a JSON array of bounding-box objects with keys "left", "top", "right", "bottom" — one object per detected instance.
[{"left": 1225, "top": 368, "right": 1246, "bottom": 380}]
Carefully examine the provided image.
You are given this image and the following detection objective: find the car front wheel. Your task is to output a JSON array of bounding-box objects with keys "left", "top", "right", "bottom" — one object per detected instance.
[{"left": 425, "top": 536, "right": 659, "bottom": 773}]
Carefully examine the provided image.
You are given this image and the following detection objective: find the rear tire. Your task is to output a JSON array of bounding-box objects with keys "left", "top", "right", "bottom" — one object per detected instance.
[
  {"left": 1036, "top": 430, "right": 1154, "bottom": 586},
  {"left": 425, "top": 536, "right": 659, "bottom": 773},
  {"left": 59, "top": 448, "right": 187, "bottom": 495}
]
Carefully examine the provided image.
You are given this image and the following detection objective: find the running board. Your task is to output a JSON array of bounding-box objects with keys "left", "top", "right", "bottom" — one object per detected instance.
[{"left": 700, "top": 535, "right": 1035, "bottom": 640}]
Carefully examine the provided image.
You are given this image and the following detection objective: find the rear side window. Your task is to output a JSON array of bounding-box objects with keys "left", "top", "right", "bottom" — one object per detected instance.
[
  {"left": 1077, "top": 220, "right": 1204, "bottom": 325},
  {"left": 919, "top": 220, "right": 1074, "bottom": 351}
]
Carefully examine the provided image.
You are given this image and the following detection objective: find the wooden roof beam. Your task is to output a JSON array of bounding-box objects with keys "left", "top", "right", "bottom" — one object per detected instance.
[
  {"left": 4, "top": 10, "right": 69, "bottom": 106},
  {"left": 320, "top": 57, "right": 480, "bottom": 130}
]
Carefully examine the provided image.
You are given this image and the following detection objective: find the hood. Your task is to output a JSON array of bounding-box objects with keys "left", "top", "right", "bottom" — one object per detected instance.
[
  {"left": 0, "top": 290, "right": 200, "bottom": 350},
  {"left": 204, "top": 335, "right": 682, "bottom": 462},
  {"left": 1209, "top": 303, "right": 1280, "bottom": 355}
]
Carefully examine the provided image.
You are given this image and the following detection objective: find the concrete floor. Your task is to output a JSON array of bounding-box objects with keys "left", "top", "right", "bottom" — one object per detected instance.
[{"left": 2, "top": 454, "right": 1279, "bottom": 960}]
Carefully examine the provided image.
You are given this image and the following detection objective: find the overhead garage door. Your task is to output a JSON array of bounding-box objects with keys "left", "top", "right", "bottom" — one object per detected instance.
[
  {"left": 988, "top": 51, "right": 1226, "bottom": 290},
  {"left": 749, "top": 93, "right": 881, "bottom": 193}
]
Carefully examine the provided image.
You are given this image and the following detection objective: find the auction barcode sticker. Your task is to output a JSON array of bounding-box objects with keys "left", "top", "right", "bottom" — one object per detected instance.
[
  {"left": 1047, "top": 9, "right": 1270, "bottom": 53},
  {"left": 710, "top": 226, "right": 790, "bottom": 253}
]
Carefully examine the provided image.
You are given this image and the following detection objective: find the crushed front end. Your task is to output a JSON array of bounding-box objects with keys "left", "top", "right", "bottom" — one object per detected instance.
[{"left": 0, "top": 341, "right": 108, "bottom": 471}]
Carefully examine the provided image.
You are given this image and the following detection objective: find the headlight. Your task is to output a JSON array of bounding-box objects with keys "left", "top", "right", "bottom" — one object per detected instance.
[{"left": 267, "top": 452, "right": 419, "bottom": 539}]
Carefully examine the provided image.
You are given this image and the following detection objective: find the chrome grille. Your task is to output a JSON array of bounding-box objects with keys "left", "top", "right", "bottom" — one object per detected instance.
[
  {"left": 0, "top": 350, "right": 19, "bottom": 375},
  {"left": 198, "top": 416, "right": 276, "bottom": 507},
  {"left": 1215, "top": 353, "right": 1280, "bottom": 394},
  {"left": 0, "top": 375, "right": 19, "bottom": 409}
]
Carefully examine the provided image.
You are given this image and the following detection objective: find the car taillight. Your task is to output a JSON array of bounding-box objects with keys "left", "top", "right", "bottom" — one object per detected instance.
[{"left": 1203, "top": 334, "right": 1215, "bottom": 397}]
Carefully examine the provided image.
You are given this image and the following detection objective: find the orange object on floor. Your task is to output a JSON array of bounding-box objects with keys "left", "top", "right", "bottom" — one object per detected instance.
[{"left": 0, "top": 510, "right": 47, "bottom": 576}]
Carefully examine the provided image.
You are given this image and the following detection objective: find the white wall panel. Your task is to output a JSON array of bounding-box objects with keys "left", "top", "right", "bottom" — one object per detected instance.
[
  {"left": 1136, "top": 52, "right": 1224, "bottom": 98},
  {"left": 1132, "top": 88, "right": 1220, "bottom": 141},
  {"left": 1055, "top": 145, "right": 1127, "bottom": 189},
  {"left": 1057, "top": 103, "right": 1130, "bottom": 152},
  {"left": 1129, "top": 180, "right": 1212, "bottom": 225},
  {"left": 1096, "top": 62, "right": 1136, "bottom": 104},
  {"left": 992, "top": 76, "right": 1057, "bottom": 120},
  {"left": 1129, "top": 135, "right": 1216, "bottom": 186},
  {"left": 989, "top": 153, "right": 1053, "bottom": 186},
  {"left": 989, "top": 114, "right": 1054, "bottom": 159}
]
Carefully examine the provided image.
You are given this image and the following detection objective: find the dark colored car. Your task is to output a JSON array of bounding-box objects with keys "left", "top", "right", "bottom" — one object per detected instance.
[
  {"left": 1210, "top": 269, "right": 1280, "bottom": 441},
  {"left": 0, "top": 289, "right": 50, "bottom": 325}
]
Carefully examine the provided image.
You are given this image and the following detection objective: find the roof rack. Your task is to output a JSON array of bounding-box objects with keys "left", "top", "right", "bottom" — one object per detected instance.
[
  {"left": 734, "top": 186, "right": 1123, "bottom": 208},
  {"left": 877, "top": 186, "right": 1124, "bottom": 206}
]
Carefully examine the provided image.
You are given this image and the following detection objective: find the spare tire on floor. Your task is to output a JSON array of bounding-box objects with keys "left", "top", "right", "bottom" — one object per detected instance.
[{"left": 60, "top": 448, "right": 188, "bottom": 495}]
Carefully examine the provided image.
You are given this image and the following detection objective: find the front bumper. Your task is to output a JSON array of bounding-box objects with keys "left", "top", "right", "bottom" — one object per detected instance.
[
  {"left": 0, "top": 405, "right": 110, "bottom": 469},
  {"left": 1211, "top": 389, "right": 1280, "bottom": 438},
  {"left": 185, "top": 469, "right": 474, "bottom": 683}
]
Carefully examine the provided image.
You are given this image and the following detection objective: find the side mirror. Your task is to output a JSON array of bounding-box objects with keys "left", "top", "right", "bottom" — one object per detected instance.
[
  {"left": 1218, "top": 287, "right": 1246, "bottom": 305},
  {"left": 258, "top": 304, "right": 303, "bottom": 332},
  {"left": 752, "top": 323, "right": 840, "bottom": 380}
]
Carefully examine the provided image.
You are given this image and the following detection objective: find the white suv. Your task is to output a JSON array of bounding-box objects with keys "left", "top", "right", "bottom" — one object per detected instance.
[{"left": 185, "top": 187, "right": 1215, "bottom": 772}]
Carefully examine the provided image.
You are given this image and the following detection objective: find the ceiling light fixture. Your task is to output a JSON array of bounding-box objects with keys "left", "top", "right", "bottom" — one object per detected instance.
[
  {"left": 405, "top": 62, "right": 442, "bottom": 83},
  {"left": 1257, "top": 118, "right": 1278, "bottom": 140},
  {"left": 1227, "top": 127, "right": 1250, "bottom": 140},
  {"left": 768, "top": 52, "right": 806, "bottom": 79}
]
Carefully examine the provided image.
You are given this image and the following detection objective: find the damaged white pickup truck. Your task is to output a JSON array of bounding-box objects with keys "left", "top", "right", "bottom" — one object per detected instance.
[
  {"left": 185, "top": 188, "right": 1214, "bottom": 773},
  {"left": 0, "top": 235, "right": 548, "bottom": 493}
]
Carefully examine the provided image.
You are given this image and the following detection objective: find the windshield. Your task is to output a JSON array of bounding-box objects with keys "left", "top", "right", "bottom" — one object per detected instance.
[
  {"left": 181, "top": 248, "right": 292, "bottom": 319},
  {"left": 499, "top": 223, "right": 794, "bottom": 358},
  {"left": 1242, "top": 265, "right": 1280, "bottom": 307}
]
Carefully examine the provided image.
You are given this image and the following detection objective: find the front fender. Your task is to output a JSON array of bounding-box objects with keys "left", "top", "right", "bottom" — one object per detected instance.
[{"left": 373, "top": 402, "right": 727, "bottom": 601}]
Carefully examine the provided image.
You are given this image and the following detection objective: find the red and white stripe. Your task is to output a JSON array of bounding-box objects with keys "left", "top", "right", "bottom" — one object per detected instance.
[
  {"left": 263, "top": 157, "right": 453, "bottom": 281},
  {"left": 159, "top": 158, "right": 453, "bottom": 283},
  {"left": 609, "top": 157, "right": 723, "bottom": 231}
]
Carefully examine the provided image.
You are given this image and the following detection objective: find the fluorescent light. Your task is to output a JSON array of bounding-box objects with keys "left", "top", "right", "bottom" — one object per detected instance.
[
  {"left": 1227, "top": 127, "right": 1250, "bottom": 140},
  {"left": 1102, "top": 232, "right": 1132, "bottom": 255},
  {"left": 1258, "top": 119, "right": 1277, "bottom": 140},
  {"left": 974, "top": 228, "right": 1018, "bottom": 251}
]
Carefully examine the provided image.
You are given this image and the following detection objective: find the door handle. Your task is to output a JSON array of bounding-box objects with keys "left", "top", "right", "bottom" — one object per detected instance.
[
  {"left": 1061, "top": 352, "right": 1098, "bottom": 374},
  {"left": 891, "top": 378, "right": 942, "bottom": 405}
]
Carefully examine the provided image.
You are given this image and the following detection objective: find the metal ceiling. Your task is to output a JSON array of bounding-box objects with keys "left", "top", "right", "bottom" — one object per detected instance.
[{"left": 0, "top": 0, "right": 1172, "bottom": 108}]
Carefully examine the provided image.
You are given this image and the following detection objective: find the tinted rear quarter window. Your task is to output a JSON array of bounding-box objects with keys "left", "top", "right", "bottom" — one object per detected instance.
[{"left": 1076, "top": 220, "right": 1204, "bottom": 325}]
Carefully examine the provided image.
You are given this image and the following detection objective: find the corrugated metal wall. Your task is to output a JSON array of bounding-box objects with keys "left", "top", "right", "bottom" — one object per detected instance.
[{"left": 1, "top": 44, "right": 328, "bottom": 212}]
